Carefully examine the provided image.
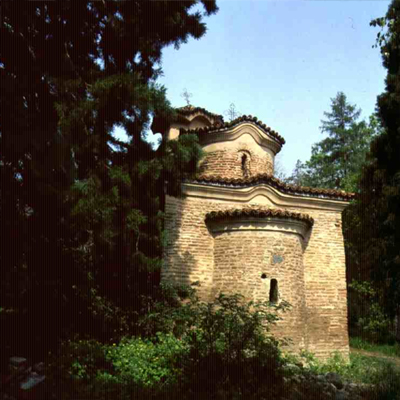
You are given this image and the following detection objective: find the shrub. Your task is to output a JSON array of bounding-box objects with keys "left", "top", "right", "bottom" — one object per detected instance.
[
  {"left": 370, "top": 363, "right": 400, "bottom": 400},
  {"left": 172, "top": 293, "right": 291, "bottom": 399},
  {"left": 349, "top": 280, "right": 392, "bottom": 343},
  {"left": 45, "top": 338, "right": 116, "bottom": 400},
  {"left": 105, "top": 332, "right": 189, "bottom": 389},
  {"left": 46, "top": 335, "right": 185, "bottom": 400},
  {"left": 45, "top": 291, "right": 291, "bottom": 400},
  {"left": 47, "top": 338, "right": 110, "bottom": 381},
  {"left": 136, "top": 281, "right": 198, "bottom": 337}
]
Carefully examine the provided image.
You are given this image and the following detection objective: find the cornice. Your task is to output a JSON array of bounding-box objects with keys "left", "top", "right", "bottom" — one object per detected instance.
[
  {"left": 180, "top": 182, "right": 350, "bottom": 212},
  {"left": 180, "top": 115, "right": 285, "bottom": 147},
  {"left": 199, "top": 123, "right": 282, "bottom": 154},
  {"left": 206, "top": 207, "right": 314, "bottom": 225},
  {"left": 176, "top": 106, "right": 224, "bottom": 122},
  {"left": 205, "top": 207, "right": 313, "bottom": 238},
  {"left": 190, "top": 174, "right": 355, "bottom": 201}
]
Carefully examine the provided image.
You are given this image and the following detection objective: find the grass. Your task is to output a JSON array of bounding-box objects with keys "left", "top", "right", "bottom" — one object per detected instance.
[
  {"left": 286, "top": 349, "right": 400, "bottom": 399},
  {"left": 285, "top": 350, "right": 398, "bottom": 384},
  {"left": 350, "top": 336, "right": 400, "bottom": 358},
  {"left": 339, "top": 353, "right": 398, "bottom": 384}
]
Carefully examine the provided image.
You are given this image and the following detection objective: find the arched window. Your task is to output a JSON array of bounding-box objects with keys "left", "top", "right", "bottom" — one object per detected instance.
[
  {"left": 241, "top": 153, "right": 247, "bottom": 169},
  {"left": 269, "top": 279, "right": 278, "bottom": 303},
  {"left": 239, "top": 151, "right": 251, "bottom": 177}
]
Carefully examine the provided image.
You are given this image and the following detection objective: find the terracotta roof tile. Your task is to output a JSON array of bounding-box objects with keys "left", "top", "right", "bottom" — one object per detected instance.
[
  {"left": 180, "top": 115, "right": 285, "bottom": 145},
  {"left": 189, "top": 174, "right": 355, "bottom": 201},
  {"left": 176, "top": 105, "right": 224, "bottom": 121},
  {"left": 205, "top": 207, "right": 314, "bottom": 226}
]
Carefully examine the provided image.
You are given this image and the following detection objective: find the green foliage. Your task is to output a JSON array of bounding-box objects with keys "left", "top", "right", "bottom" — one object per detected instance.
[
  {"left": 303, "top": 351, "right": 352, "bottom": 376},
  {"left": 351, "top": 0, "right": 400, "bottom": 339},
  {"left": 0, "top": 0, "right": 217, "bottom": 357},
  {"left": 358, "top": 303, "right": 392, "bottom": 340},
  {"left": 288, "top": 349, "right": 399, "bottom": 386},
  {"left": 349, "top": 281, "right": 392, "bottom": 342},
  {"left": 135, "top": 281, "right": 199, "bottom": 337},
  {"left": 45, "top": 291, "right": 290, "bottom": 400},
  {"left": 287, "top": 93, "right": 379, "bottom": 192},
  {"left": 168, "top": 293, "right": 290, "bottom": 398},
  {"left": 350, "top": 336, "right": 400, "bottom": 356},
  {"left": 105, "top": 333, "right": 189, "bottom": 389},
  {"left": 371, "top": 363, "right": 400, "bottom": 400},
  {"left": 45, "top": 339, "right": 116, "bottom": 400},
  {"left": 46, "top": 334, "right": 187, "bottom": 399}
]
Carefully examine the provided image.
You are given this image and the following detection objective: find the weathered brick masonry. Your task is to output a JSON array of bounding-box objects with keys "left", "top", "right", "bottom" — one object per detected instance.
[
  {"left": 198, "top": 149, "right": 274, "bottom": 178},
  {"left": 154, "top": 106, "right": 352, "bottom": 360}
]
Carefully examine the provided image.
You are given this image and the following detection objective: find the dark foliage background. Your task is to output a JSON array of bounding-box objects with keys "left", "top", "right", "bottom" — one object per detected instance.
[{"left": 0, "top": 0, "right": 217, "bottom": 360}]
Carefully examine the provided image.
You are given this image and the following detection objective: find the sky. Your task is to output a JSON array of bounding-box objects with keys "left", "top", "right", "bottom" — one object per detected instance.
[{"left": 149, "top": 0, "right": 390, "bottom": 177}]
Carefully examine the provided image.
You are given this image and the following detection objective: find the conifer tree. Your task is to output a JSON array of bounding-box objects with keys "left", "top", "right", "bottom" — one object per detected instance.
[
  {"left": 287, "top": 93, "right": 379, "bottom": 192},
  {"left": 0, "top": 0, "right": 218, "bottom": 354},
  {"left": 354, "top": 0, "right": 400, "bottom": 341}
]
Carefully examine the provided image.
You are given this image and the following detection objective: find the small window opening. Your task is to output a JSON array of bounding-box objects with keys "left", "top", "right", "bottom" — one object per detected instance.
[
  {"left": 241, "top": 153, "right": 249, "bottom": 177},
  {"left": 261, "top": 273, "right": 267, "bottom": 279},
  {"left": 269, "top": 279, "right": 278, "bottom": 303},
  {"left": 241, "top": 153, "right": 247, "bottom": 169}
]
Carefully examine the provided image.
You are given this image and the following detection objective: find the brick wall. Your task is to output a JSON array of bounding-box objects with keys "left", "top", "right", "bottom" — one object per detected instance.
[
  {"left": 198, "top": 149, "right": 273, "bottom": 178},
  {"left": 212, "top": 228, "right": 307, "bottom": 352},
  {"left": 198, "top": 132, "right": 276, "bottom": 178},
  {"left": 299, "top": 210, "right": 349, "bottom": 360},
  {"left": 163, "top": 193, "right": 349, "bottom": 360}
]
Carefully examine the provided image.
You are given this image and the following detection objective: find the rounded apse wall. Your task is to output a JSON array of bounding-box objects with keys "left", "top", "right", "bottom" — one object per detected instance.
[{"left": 205, "top": 208, "right": 313, "bottom": 351}]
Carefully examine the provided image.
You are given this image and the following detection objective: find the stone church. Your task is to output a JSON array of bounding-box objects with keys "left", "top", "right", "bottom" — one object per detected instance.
[{"left": 152, "top": 105, "right": 354, "bottom": 360}]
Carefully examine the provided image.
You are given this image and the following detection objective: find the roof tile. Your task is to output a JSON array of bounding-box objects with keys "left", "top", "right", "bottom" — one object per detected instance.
[
  {"left": 180, "top": 115, "right": 285, "bottom": 145},
  {"left": 205, "top": 207, "right": 314, "bottom": 226},
  {"left": 189, "top": 174, "right": 355, "bottom": 201},
  {"left": 176, "top": 105, "right": 224, "bottom": 121}
]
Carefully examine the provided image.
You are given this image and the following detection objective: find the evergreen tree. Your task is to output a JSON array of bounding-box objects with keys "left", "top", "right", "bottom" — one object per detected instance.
[
  {"left": 0, "top": 0, "right": 217, "bottom": 357},
  {"left": 284, "top": 94, "right": 381, "bottom": 336},
  {"left": 354, "top": 0, "right": 400, "bottom": 341},
  {"left": 285, "top": 160, "right": 314, "bottom": 187},
  {"left": 287, "top": 93, "right": 379, "bottom": 192}
]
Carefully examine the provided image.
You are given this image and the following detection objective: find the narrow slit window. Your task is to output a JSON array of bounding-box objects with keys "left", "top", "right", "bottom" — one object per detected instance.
[
  {"left": 240, "top": 152, "right": 250, "bottom": 177},
  {"left": 269, "top": 279, "right": 278, "bottom": 303},
  {"left": 241, "top": 153, "right": 247, "bottom": 170},
  {"left": 242, "top": 154, "right": 247, "bottom": 176}
]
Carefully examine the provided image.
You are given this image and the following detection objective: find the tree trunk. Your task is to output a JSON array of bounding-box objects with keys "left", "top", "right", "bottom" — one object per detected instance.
[{"left": 396, "top": 306, "right": 400, "bottom": 343}]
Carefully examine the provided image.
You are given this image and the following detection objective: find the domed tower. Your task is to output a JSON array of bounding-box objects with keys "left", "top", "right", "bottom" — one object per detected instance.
[
  {"left": 153, "top": 105, "right": 284, "bottom": 178},
  {"left": 183, "top": 114, "right": 284, "bottom": 179},
  {"left": 152, "top": 105, "right": 353, "bottom": 361}
]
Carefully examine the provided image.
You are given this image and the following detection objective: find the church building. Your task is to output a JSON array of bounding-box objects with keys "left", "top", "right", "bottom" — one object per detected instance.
[{"left": 152, "top": 105, "right": 353, "bottom": 359}]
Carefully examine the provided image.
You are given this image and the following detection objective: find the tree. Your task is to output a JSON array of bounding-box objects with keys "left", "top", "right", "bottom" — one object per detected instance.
[
  {"left": 0, "top": 0, "right": 218, "bottom": 357},
  {"left": 285, "top": 160, "right": 313, "bottom": 187},
  {"left": 283, "top": 94, "right": 382, "bottom": 337},
  {"left": 287, "top": 93, "right": 379, "bottom": 192},
  {"left": 353, "top": 0, "right": 400, "bottom": 342},
  {"left": 273, "top": 153, "right": 288, "bottom": 181}
]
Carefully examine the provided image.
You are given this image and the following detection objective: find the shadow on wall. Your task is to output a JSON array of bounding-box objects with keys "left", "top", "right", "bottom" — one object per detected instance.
[{"left": 163, "top": 193, "right": 216, "bottom": 300}]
